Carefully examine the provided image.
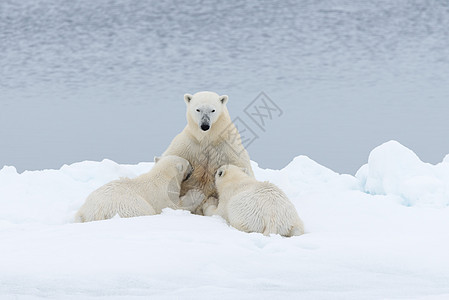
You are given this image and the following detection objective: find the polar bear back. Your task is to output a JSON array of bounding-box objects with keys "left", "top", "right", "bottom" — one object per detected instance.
[
  {"left": 227, "top": 182, "right": 304, "bottom": 237},
  {"left": 74, "top": 180, "right": 157, "bottom": 222},
  {"left": 74, "top": 155, "right": 193, "bottom": 222}
]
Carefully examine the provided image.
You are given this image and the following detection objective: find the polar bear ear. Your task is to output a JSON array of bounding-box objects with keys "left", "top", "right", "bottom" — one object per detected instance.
[
  {"left": 184, "top": 94, "right": 193, "bottom": 103},
  {"left": 219, "top": 95, "right": 228, "bottom": 105},
  {"left": 154, "top": 156, "right": 161, "bottom": 163}
]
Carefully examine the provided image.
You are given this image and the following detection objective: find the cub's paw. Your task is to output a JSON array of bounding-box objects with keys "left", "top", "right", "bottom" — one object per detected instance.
[
  {"left": 205, "top": 196, "right": 218, "bottom": 207},
  {"left": 202, "top": 196, "right": 219, "bottom": 216}
]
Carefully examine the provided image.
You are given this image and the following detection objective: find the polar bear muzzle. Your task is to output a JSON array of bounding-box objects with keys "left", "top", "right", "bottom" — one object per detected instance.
[{"left": 200, "top": 115, "right": 211, "bottom": 131}]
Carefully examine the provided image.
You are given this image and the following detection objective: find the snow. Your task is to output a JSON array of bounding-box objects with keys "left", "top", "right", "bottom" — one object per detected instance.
[
  {"left": 356, "top": 141, "right": 449, "bottom": 207},
  {"left": 1, "top": 141, "right": 449, "bottom": 299}
]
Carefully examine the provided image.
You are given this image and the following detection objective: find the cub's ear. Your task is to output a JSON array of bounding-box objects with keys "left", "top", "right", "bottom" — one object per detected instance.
[
  {"left": 154, "top": 156, "right": 161, "bottom": 163},
  {"left": 176, "top": 163, "right": 184, "bottom": 173},
  {"left": 219, "top": 95, "right": 228, "bottom": 104},
  {"left": 184, "top": 94, "right": 193, "bottom": 103}
]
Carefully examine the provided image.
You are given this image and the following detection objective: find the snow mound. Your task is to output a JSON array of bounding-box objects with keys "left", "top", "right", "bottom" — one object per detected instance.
[
  {"left": 356, "top": 140, "right": 449, "bottom": 207},
  {"left": 444, "top": 154, "right": 449, "bottom": 164},
  {"left": 253, "top": 156, "right": 359, "bottom": 201}
]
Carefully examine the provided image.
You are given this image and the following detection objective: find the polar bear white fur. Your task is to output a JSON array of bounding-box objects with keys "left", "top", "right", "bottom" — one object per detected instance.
[
  {"left": 162, "top": 91, "right": 254, "bottom": 214},
  {"left": 74, "top": 155, "right": 205, "bottom": 222},
  {"left": 203, "top": 164, "right": 304, "bottom": 237}
]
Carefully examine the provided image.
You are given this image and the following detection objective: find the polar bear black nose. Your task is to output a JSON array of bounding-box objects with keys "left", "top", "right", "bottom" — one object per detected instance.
[{"left": 201, "top": 124, "right": 210, "bottom": 131}]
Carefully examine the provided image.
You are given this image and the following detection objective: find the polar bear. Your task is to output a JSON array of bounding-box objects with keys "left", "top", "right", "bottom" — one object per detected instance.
[
  {"left": 162, "top": 91, "right": 254, "bottom": 214},
  {"left": 203, "top": 164, "right": 304, "bottom": 237},
  {"left": 74, "top": 155, "right": 205, "bottom": 222}
]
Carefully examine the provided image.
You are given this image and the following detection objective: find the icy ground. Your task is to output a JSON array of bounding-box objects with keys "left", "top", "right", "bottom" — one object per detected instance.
[{"left": 1, "top": 140, "right": 449, "bottom": 299}]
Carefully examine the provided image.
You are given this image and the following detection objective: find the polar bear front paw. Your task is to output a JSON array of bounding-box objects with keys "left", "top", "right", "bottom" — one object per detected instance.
[{"left": 202, "top": 196, "right": 219, "bottom": 216}]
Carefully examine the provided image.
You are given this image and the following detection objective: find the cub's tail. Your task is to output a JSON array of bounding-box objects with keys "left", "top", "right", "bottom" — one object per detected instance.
[
  {"left": 262, "top": 220, "right": 304, "bottom": 237},
  {"left": 73, "top": 211, "right": 84, "bottom": 223},
  {"left": 289, "top": 223, "right": 305, "bottom": 236}
]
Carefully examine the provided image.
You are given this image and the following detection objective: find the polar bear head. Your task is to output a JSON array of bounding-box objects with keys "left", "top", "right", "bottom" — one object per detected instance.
[
  {"left": 184, "top": 91, "right": 229, "bottom": 132},
  {"left": 215, "top": 164, "right": 250, "bottom": 186},
  {"left": 154, "top": 155, "right": 193, "bottom": 183}
]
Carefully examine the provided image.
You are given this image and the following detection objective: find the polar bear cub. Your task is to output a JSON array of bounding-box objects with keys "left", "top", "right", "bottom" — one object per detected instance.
[
  {"left": 203, "top": 164, "right": 304, "bottom": 237},
  {"left": 75, "top": 155, "right": 205, "bottom": 222}
]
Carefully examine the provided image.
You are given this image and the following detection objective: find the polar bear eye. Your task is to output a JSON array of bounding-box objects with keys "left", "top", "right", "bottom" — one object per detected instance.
[
  {"left": 211, "top": 109, "right": 215, "bottom": 113},
  {"left": 218, "top": 170, "right": 223, "bottom": 177},
  {"left": 196, "top": 109, "right": 200, "bottom": 112}
]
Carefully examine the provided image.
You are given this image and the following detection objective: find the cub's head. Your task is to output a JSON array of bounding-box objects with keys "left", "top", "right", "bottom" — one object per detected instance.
[
  {"left": 154, "top": 155, "right": 193, "bottom": 182},
  {"left": 184, "top": 91, "right": 228, "bottom": 132},
  {"left": 215, "top": 164, "right": 250, "bottom": 185}
]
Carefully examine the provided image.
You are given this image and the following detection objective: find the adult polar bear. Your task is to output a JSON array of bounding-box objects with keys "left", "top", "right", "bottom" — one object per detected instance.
[{"left": 162, "top": 91, "right": 254, "bottom": 213}]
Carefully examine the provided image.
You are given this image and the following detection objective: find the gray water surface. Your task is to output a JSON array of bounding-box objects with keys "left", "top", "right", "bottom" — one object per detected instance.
[{"left": 1, "top": 0, "right": 449, "bottom": 173}]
